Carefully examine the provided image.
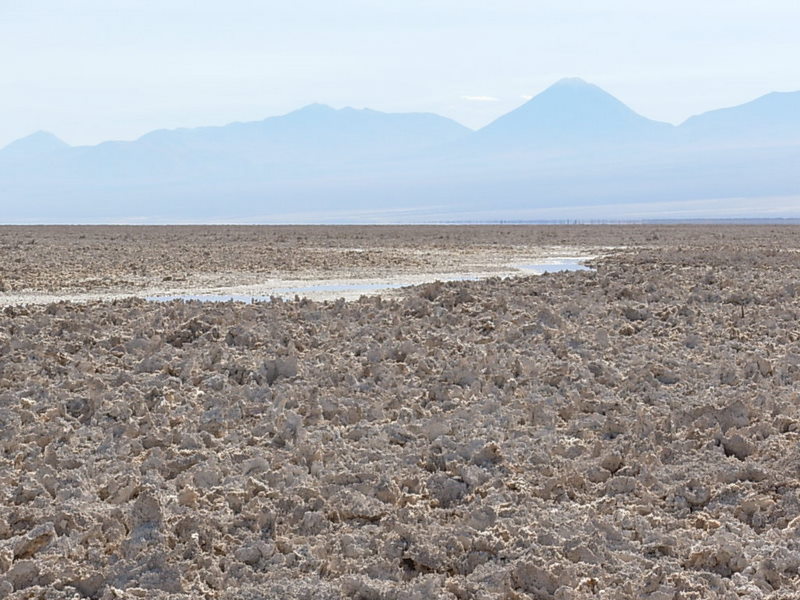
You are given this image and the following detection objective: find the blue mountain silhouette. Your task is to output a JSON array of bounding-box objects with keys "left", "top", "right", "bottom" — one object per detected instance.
[
  {"left": 679, "top": 90, "right": 800, "bottom": 147},
  {"left": 0, "top": 131, "right": 69, "bottom": 159},
  {"left": 475, "top": 78, "right": 673, "bottom": 148},
  {"left": 1, "top": 79, "right": 798, "bottom": 222}
]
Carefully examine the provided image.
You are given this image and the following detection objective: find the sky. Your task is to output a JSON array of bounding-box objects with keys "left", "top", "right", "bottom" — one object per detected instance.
[{"left": 2, "top": 0, "right": 800, "bottom": 148}]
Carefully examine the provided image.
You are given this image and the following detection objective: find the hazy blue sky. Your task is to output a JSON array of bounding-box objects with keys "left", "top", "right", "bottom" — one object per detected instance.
[{"left": 2, "top": 0, "right": 799, "bottom": 147}]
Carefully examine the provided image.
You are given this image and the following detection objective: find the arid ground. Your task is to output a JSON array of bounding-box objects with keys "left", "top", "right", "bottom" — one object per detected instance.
[
  {"left": 1, "top": 225, "right": 800, "bottom": 599},
  {"left": 0, "top": 225, "right": 608, "bottom": 296}
]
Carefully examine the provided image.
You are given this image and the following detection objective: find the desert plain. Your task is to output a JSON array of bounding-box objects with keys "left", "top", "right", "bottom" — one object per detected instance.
[{"left": 1, "top": 224, "right": 800, "bottom": 599}]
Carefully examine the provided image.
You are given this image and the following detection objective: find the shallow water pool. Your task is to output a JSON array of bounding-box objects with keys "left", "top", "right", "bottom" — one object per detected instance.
[
  {"left": 515, "top": 259, "right": 591, "bottom": 274},
  {"left": 146, "top": 258, "right": 590, "bottom": 303},
  {"left": 147, "top": 282, "right": 408, "bottom": 304}
]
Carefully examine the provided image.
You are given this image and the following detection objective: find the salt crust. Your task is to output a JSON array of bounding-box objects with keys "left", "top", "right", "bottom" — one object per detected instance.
[{"left": 1, "top": 227, "right": 800, "bottom": 598}]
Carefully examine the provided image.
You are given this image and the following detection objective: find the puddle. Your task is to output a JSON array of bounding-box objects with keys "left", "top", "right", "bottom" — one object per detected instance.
[
  {"left": 0, "top": 256, "right": 596, "bottom": 307},
  {"left": 147, "top": 283, "right": 409, "bottom": 304},
  {"left": 273, "top": 282, "right": 407, "bottom": 294},
  {"left": 146, "top": 280, "right": 485, "bottom": 304},
  {"left": 515, "top": 259, "right": 591, "bottom": 274},
  {"left": 144, "top": 259, "right": 589, "bottom": 304}
]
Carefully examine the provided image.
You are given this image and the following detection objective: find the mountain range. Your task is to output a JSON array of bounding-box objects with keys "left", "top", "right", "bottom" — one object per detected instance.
[{"left": 2, "top": 78, "right": 799, "bottom": 222}]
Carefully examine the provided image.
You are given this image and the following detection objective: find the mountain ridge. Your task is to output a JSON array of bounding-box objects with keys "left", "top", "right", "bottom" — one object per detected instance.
[
  {"left": 5, "top": 80, "right": 799, "bottom": 153},
  {"left": 1, "top": 79, "right": 798, "bottom": 222},
  {"left": 679, "top": 90, "right": 800, "bottom": 146}
]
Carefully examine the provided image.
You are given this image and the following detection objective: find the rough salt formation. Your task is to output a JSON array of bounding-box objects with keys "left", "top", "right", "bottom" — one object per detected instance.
[
  {"left": 3, "top": 224, "right": 777, "bottom": 297},
  {"left": 0, "top": 225, "right": 605, "bottom": 296},
  {"left": 1, "top": 226, "right": 800, "bottom": 599}
]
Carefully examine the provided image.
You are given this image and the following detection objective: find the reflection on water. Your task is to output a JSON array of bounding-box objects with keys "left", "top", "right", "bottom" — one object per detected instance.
[
  {"left": 515, "top": 260, "right": 591, "bottom": 274},
  {"left": 146, "top": 258, "right": 590, "bottom": 304}
]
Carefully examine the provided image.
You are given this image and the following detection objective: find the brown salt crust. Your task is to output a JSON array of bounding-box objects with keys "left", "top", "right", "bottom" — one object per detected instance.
[
  {"left": 0, "top": 225, "right": 799, "bottom": 598},
  {"left": 0, "top": 225, "right": 613, "bottom": 296}
]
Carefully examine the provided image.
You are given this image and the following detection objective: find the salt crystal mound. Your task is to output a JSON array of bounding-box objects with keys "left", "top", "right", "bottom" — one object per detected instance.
[{"left": 1, "top": 241, "right": 800, "bottom": 598}]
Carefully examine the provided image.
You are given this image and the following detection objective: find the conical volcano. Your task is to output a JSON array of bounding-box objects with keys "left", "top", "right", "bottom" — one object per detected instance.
[
  {"left": 0, "top": 131, "right": 70, "bottom": 158},
  {"left": 476, "top": 78, "right": 672, "bottom": 148}
]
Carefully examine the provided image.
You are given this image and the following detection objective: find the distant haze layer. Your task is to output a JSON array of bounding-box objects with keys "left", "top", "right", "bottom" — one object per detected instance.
[
  {"left": 4, "top": 1, "right": 800, "bottom": 147},
  {"left": 1, "top": 79, "right": 799, "bottom": 223}
]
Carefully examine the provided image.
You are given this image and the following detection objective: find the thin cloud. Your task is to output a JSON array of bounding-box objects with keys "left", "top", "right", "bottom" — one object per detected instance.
[
  {"left": 521, "top": 95, "right": 533, "bottom": 100},
  {"left": 462, "top": 95, "right": 500, "bottom": 102}
]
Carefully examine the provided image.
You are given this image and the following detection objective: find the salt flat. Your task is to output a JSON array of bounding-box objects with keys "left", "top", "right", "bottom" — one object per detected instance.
[
  {"left": 1, "top": 225, "right": 799, "bottom": 599},
  {"left": 0, "top": 226, "right": 602, "bottom": 304}
]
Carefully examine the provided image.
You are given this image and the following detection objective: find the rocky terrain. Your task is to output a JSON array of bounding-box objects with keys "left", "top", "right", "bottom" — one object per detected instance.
[
  {"left": 0, "top": 225, "right": 606, "bottom": 296},
  {"left": 1, "top": 226, "right": 800, "bottom": 599},
  {"left": 1, "top": 224, "right": 777, "bottom": 296}
]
